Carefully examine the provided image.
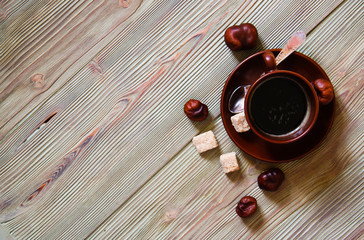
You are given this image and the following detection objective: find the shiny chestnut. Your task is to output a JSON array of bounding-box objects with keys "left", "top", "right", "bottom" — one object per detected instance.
[
  {"left": 184, "top": 99, "right": 208, "bottom": 121},
  {"left": 224, "top": 23, "right": 258, "bottom": 51},
  {"left": 313, "top": 78, "right": 334, "bottom": 105},
  {"left": 258, "top": 168, "right": 285, "bottom": 191},
  {"left": 236, "top": 196, "right": 257, "bottom": 218}
]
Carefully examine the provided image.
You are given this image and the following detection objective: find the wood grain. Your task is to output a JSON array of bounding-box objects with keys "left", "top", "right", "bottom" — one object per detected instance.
[
  {"left": 0, "top": 0, "right": 142, "bottom": 138},
  {"left": 0, "top": 0, "right": 362, "bottom": 239},
  {"left": 88, "top": 0, "right": 363, "bottom": 239}
]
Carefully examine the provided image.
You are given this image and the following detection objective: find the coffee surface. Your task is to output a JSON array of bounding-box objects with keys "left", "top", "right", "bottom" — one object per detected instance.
[{"left": 250, "top": 77, "right": 307, "bottom": 135}]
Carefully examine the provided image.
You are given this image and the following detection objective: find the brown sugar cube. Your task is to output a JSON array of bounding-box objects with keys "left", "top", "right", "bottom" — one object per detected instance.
[
  {"left": 231, "top": 112, "right": 250, "bottom": 132},
  {"left": 220, "top": 152, "right": 240, "bottom": 173},
  {"left": 192, "top": 130, "right": 218, "bottom": 153}
]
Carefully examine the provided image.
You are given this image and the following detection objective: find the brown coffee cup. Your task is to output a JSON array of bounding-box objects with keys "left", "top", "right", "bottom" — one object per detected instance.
[{"left": 244, "top": 51, "right": 319, "bottom": 144}]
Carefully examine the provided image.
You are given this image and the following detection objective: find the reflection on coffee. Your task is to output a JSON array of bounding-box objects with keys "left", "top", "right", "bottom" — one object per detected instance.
[{"left": 250, "top": 77, "right": 307, "bottom": 135}]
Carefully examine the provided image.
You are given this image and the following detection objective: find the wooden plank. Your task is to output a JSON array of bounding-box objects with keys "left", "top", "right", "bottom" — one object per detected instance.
[
  {"left": 0, "top": 0, "right": 355, "bottom": 239},
  {"left": 0, "top": 224, "right": 14, "bottom": 240},
  {"left": 0, "top": 0, "right": 142, "bottom": 138},
  {"left": 87, "top": 0, "right": 364, "bottom": 239}
]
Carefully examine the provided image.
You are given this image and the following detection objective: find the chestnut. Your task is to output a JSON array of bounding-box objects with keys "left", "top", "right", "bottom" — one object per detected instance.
[
  {"left": 236, "top": 196, "right": 257, "bottom": 218},
  {"left": 184, "top": 99, "right": 208, "bottom": 121},
  {"left": 224, "top": 23, "right": 258, "bottom": 51},
  {"left": 258, "top": 168, "right": 285, "bottom": 191},
  {"left": 313, "top": 78, "right": 334, "bottom": 105}
]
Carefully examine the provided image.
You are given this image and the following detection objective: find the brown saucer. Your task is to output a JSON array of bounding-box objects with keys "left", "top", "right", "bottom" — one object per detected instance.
[{"left": 221, "top": 49, "right": 335, "bottom": 162}]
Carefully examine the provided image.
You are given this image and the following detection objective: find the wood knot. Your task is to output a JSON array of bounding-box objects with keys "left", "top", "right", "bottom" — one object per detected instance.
[
  {"left": 119, "top": 0, "right": 132, "bottom": 8},
  {"left": 89, "top": 60, "right": 103, "bottom": 74},
  {"left": 31, "top": 74, "right": 45, "bottom": 88},
  {"left": 162, "top": 207, "right": 179, "bottom": 223},
  {"left": 338, "top": 68, "right": 347, "bottom": 77}
]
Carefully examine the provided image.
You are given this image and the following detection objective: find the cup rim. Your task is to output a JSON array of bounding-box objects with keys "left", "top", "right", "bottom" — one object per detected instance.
[
  {"left": 244, "top": 70, "right": 319, "bottom": 144},
  {"left": 220, "top": 49, "right": 335, "bottom": 162}
]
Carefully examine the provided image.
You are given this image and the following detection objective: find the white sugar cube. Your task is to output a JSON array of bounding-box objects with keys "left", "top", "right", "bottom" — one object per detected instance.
[
  {"left": 231, "top": 112, "right": 250, "bottom": 132},
  {"left": 192, "top": 130, "right": 218, "bottom": 153},
  {"left": 220, "top": 152, "right": 240, "bottom": 173}
]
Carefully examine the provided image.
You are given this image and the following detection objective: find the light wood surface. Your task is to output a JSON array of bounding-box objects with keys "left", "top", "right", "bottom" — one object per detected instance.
[{"left": 0, "top": 0, "right": 363, "bottom": 239}]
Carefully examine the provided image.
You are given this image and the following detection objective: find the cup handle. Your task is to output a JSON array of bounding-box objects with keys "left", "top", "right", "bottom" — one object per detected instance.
[{"left": 262, "top": 51, "right": 277, "bottom": 73}]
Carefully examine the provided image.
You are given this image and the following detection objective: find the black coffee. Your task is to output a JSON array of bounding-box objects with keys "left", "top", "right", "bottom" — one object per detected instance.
[{"left": 250, "top": 77, "right": 307, "bottom": 135}]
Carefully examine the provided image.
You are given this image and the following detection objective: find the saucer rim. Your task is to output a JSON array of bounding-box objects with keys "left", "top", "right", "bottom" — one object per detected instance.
[{"left": 221, "top": 49, "right": 335, "bottom": 162}]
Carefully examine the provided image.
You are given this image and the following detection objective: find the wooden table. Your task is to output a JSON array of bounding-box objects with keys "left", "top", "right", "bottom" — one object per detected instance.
[{"left": 0, "top": 0, "right": 363, "bottom": 239}]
